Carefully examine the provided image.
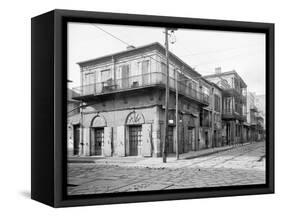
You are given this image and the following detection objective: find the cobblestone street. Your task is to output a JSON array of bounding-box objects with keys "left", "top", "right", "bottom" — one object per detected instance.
[{"left": 67, "top": 142, "right": 265, "bottom": 195}]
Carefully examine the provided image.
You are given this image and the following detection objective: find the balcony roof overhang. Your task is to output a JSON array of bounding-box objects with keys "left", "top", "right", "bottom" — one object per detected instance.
[{"left": 72, "top": 84, "right": 209, "bottom": 106}]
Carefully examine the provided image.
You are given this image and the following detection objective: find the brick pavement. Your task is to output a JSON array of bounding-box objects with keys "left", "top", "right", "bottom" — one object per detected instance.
[{"left": 67, "top": 141, "right": 265, "bottom": 195}]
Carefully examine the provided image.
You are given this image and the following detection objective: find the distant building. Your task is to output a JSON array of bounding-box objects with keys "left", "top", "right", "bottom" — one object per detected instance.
[
  {"left": 246, "top": 92, "right": 259, "bottom": 142},
  {"left": 67, "top": 89, "right": 80, "bottom": 155},
  {"left": 256, "top": 113, "right": 265, "bottom": 141},
  {"left": 199, "top": 79, "right": 223, "bottom": 148},
  {"left": 255, "top": 94, "right": 265, "bottom": 128},
  {"left": 68, "top": 42, "right": 216, "bottom": 157},
  {"left": 204, "top": 68, "right": 247, "bottom": 145}
]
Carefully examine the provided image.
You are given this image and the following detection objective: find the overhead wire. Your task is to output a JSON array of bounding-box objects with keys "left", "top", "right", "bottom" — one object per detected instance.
[{"left": 91, "top": 24, "right": 262, "bottom": 80}]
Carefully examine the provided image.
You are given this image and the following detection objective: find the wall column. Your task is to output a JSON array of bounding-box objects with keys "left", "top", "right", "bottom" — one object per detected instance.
[{"left": 152, "top": 106, "right": 161, "bottom": 157}]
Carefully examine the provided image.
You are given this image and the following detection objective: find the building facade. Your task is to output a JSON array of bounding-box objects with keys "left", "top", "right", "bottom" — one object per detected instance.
[
  {"left": 68, "top": 42, "right": 215, "bottom": 157},
  {"left": 67, "top": 89, "right": 80, "bottom": 155},
  {"left": 199, "top": 79, "right": 223, "bottom": 149},
  {"left": 204, "top": 68, "right": 247, "bottom": 146},
  {"left": 246, "top": 92, "right": 258, "bottom": 142}
]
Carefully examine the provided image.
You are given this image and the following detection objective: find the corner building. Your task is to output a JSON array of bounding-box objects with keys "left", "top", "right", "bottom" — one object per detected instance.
[
  {"left": 204, "top": 68, "right": 247, "bottom": 146},
  {"left": 68, "top": 42, "right": 211, "bottom": 157}
]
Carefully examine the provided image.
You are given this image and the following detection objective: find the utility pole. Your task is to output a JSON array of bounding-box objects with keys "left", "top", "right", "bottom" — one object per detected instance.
[
  {"left": 162, "top": 28, "right": 170, "bottom": 163},
  {"left": 175, "top": 68, "right": 179, "bottom": 160}
]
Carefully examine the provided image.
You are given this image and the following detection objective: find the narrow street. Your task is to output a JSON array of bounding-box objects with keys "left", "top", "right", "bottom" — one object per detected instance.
[{"left": 68, "top": 142, "right": 265, "bottom": 195}]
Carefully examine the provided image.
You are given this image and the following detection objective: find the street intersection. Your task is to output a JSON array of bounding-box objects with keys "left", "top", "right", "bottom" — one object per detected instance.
[{"left": 68, "top": 141, "right": 265, "bottom": 195}]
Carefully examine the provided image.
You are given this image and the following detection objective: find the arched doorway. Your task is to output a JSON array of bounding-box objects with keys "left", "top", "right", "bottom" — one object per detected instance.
[
  {"left": 125, "top": 111, "right": 145, "bottom": 156},
  {"left": 90, "top": 115, "right": 107, "bottom": 156}
]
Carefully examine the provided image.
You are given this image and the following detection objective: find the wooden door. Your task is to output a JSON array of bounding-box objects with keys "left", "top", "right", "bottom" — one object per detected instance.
[
  {"left": 168, "top": 126, "right": 174, "bottom": 153},
  {"left": 73, "top": 125, "right": 80, "bottom": 155},
  {"left": 129, "top": 126, "right": 142, "bottom": 156},
  {"left": 205, "top": 131, "right": 209, "bottom": 148},
  {"left": 94, "top": 128, "right": 104, "bottom": 155},
  {"left": 188, "top": 128, "right": 195, "bottom": 151}
]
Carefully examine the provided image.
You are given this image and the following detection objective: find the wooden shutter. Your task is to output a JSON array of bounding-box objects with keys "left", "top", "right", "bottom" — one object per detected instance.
[
  {"left": 103, "top": 127, "right": 112, "bottom": 157},
  {"left": 83, "top": 127, "right": 90, "bottom": 155},
  {"left": 116, "top": 126, "right": 125, "bottom": 156},
  {"left": 141, "top": 124, "right": 152, "bottom": 157}
]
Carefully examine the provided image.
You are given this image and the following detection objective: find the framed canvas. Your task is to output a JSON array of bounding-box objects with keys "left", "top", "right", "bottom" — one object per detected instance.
[{"left": 31, "top": 9, "right": 274, "bottom": 207}]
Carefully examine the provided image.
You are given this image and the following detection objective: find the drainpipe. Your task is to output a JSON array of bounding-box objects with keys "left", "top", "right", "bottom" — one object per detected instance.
[
  {"left": 211, "top": 86, "right": 215, "bottom": 148},
  {"left": 112, "top": 56, "right": 116, "bottom": 84},
  {"left": 79, "top": 67, "right": 84, "bottom": 155}
]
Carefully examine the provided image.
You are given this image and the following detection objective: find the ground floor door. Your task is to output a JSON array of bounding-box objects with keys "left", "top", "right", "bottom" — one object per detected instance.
[
  {"left": 188, "top": 128, "right": 195, "bottom": 151},
  {"left": 129, "top": 125, "right": 142, "bottom": 156},
  {"left": 73, "top": 125, "right": 80, "bottom": 155},
  {"left": 213, "top": 130, "right": 217, "bottom": 147},
  {"left": 226, "top": 123, "right": 230, "bottom": 145},
  {"left": 91, "top": 128, "right": 104, "bottom": 156},
  {"left": 168, "top": 126, "right": 174, "bottom": 153},
  {"left": 205, "top": 131, "right": 209, "bottom": 148}
]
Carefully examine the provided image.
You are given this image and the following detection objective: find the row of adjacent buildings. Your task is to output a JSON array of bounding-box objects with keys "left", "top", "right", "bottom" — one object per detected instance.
[{"left": 67, "top": 42, "right": 265, "bottom": 157}]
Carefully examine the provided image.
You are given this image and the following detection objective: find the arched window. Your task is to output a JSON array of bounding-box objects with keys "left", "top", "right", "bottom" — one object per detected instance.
[
  {"left": 91, "top": 115, "right": 107, "bottom": 127},
  {"left": 125, "top": 111, "right": 145, "bottom": 125}
]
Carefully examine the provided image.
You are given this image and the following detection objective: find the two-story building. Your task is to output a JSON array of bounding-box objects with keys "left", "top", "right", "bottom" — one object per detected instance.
[
  {"left": 204, "top": 67, "right": 247, "bottom": 146},
  {"left": 68, "top": 42, "right": 210, "bottom": 157},
  {"left": 199, "top": 79, "right": 223, "bottom": 149},
  {"left": 67, "top": 89, "right": 81, "bottom": 155},
  {"left": 246, "top": 92, "right": 258, "bottom": 142},
  {"left": 256, "top": 112, "right": 265, "bottom": 141}
]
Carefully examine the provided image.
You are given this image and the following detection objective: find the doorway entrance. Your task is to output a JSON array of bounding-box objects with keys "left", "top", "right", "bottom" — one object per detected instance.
[
  {"left": 168, "top": 126, "right": 174, "bottom": 153},
  {"left": 91, "top": 127, "right": 104, "bottom": 156},
  {"left": 205, "top": 131, "right": 209, "bottom": 148},
  {"left": 128, "top": 125, "right": 142, "bottom": 156},
  {"left": 187, "top": 128, "right": 195, "bottom": 151},
  {"left": 213, "top": 130, "right": 217, "bottom": 147},
  {"left": 73, "top": 125, "right": 80, "bottom": 155}
]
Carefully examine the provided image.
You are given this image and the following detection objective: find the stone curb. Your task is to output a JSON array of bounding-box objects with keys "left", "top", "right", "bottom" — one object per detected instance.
[{"left": 68, "top": 142, "right": 251, "bottom": 166}]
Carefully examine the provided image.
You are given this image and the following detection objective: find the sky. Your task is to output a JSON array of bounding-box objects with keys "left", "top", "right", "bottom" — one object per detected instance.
[{"left": 67, "top": 22, "right": 265, "bottom": 95}]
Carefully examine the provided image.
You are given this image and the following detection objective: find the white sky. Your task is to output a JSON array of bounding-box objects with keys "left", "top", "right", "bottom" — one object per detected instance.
[{"left": 67, "top": 22, "right": 265, "bottom": 95}]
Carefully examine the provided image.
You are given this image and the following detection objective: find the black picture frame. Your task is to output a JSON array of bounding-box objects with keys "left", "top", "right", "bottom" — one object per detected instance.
[{"left": 31, "top": 9, "right": 274, "bottom": 207}]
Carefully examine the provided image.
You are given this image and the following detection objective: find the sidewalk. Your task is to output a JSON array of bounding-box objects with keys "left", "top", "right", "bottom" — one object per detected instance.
[{"left": 68, "top": 142, "right": 250, "bottom": 168}]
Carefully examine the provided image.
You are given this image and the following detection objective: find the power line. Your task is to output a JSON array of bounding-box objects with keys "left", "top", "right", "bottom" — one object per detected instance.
[
  {"left": 92, "top": 24, "right": 172, "bottom": 71},
  {"left": 92, "top": 24, "right": 132, "bottom": 47},
  {"left": 90, "top": 25, "right": 262, "bottom": 80}
]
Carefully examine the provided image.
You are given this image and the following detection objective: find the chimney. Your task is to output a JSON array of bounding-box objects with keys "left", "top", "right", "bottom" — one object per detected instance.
[
  {"left": 215, "top": 67, "right": 222, "bottom": 74},
  {"left": 126, "top": 45, "right": 136, "bottom": 50}
]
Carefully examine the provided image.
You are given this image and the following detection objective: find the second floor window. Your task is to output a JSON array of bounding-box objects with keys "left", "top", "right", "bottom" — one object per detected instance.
[
  {"left": 224, "top": 97, "right": 232, "bottom": 113},
  {"left": 138, "top": 60, "right": 150, "bottom": 75},
  {"left": 101, "top": 69, "right": 112, "bottom": 83},
  {"left": 84, "top": 71, "right": 96, "bottom": 85},
  {"left": 161, "top": 62, "right": 166, "bottom": 74},
  {"left": 214, "top": 94, "right": 221, "bottom": 112}
]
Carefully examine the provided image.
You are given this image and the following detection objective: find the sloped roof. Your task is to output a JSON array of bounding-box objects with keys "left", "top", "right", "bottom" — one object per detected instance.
[
  {"left": 203, "top": 70, "right": 247, "bottom": 88},
  {"left": 77, "top": 42, "right": 202, "bottom": 78}
]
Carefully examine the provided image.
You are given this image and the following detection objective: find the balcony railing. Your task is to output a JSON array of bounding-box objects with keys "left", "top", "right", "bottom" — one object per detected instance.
[
  {"left": 250, "top": 105, "right": 258, "bottom": 112},
  {"left": 222, "top": 110, "right": 246, "bottom": 121},
  {"left": 72, "top": 72, "right": 209, "bottom": 105}
]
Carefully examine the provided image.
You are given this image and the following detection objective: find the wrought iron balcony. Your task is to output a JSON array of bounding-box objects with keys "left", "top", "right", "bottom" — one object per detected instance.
[
  {"left": 72, "top": 72, "right": 209, "bottom": 105},
  {"left": 222, "top": 110, "right": 246, "bottom": 121},
  {"left": 250, "top": 105, "right": 258, "bottom": 112}
]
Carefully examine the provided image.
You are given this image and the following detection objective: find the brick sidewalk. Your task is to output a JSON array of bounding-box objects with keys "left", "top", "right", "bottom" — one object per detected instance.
[{"left": 68, "top": 142, "right": 251, "bottom": 167}]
